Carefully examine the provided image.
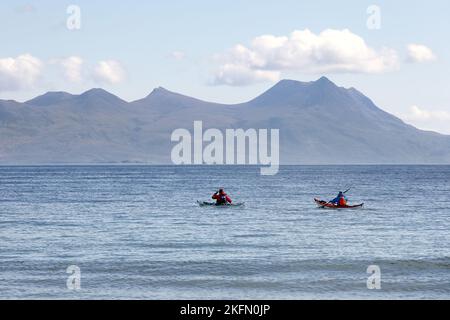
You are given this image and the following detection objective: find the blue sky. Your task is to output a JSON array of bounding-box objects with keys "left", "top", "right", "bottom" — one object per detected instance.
[{"left": 1, "top": 0, "right": 449, "bottom": 133}]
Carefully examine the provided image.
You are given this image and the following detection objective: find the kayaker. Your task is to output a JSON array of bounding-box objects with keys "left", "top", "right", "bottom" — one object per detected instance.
[
  {"left": 330, "top": 191, "right": 347, "bottom": 206},
  {"left": 212, "top": 189, "right": 232, "bottom": 205}
]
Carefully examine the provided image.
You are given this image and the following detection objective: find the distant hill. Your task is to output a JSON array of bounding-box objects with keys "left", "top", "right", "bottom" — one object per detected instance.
[{"left": 1, "top": 77, "right": 449, "bottom": 164}]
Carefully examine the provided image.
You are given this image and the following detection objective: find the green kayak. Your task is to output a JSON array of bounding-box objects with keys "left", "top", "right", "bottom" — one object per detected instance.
[{"left": 197, "top": 200, "right": 245, "bottom": 207}]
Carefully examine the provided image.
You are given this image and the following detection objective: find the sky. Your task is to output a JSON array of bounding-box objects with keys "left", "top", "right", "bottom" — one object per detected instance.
[{"left": 1, "top": 0, "right": 449, "bottom": 133}]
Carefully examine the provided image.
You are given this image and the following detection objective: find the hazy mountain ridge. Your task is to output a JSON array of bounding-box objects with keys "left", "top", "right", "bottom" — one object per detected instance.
[{"left": 1, "top": 77, "right": 449, "bottom": 164}]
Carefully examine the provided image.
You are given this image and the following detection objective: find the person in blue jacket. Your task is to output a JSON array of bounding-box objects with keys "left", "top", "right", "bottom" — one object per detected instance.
[{"left": 330, "top": 191, "right": 348, "bottom": 206}]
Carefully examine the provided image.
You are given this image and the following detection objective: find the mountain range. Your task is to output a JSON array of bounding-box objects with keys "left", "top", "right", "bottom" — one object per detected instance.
[{"left": 1, "top": 76, "right": 449, "bottom": 164}]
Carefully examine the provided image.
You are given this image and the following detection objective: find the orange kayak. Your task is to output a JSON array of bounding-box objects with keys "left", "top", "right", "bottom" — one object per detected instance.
[{"left": 314, "top": 198, "right": 364, "bottom": 209}]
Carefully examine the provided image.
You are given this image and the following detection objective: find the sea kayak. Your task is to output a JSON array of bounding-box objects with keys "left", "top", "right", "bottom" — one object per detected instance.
[
  {"left": 314, "top": 198, "right": 364, "bottom": 209},
  {"left": 197, "top": 200, "right": 245, "bottom": 207}
]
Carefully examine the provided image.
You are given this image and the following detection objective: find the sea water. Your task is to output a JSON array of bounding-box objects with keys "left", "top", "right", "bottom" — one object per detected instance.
[{"left": 0, "top": 165, "right": 449, "bottom": 299}]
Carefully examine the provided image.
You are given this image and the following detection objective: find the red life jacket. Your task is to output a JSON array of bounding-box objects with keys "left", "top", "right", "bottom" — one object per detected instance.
[
  {"left": 212, "top": 192, "right": 232, "bottom": 204},
  {"left": 339, "top": 197, "right": 347, "bottom": 206}
]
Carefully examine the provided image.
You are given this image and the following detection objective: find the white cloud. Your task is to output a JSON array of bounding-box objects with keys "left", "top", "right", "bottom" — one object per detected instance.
[
  {"left": 0, "top": 54, "right": 43, "bottom": 91},
  {"left": 401, "top": 105, "right": 450, "bottom": 134},
  {"left": 212, "top": 64, "right": 280, "bottom": 86},
  {"left": 212, "top": 29, "right": 399, "bottom": 86},
  {"left": 406, "top": 44, "right": 436, "bottom": 63},
  {"left": 0, "top": 55, "right": 127, "bottom": 92},
  {"left": 93, "top": 60, "right": 125, "bottom": 85},
  {"left": 406, "top": 105, "right": 450, "bottom": 121},
  {"left": 59, "top": 56, "right": 84, "bottom": 82}
]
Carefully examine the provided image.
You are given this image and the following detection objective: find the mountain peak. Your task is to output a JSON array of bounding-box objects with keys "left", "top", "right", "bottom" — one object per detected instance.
[
  {"left": 26, "top": 91, "right": 75, "bottom": 106},
  {"left": 79, "top": 88, "right": 126, "bottom": 104},
  {"left": 249, "top": 77, "right": 341, "bottom": 107},
  {"left": 269, "top": 76, "right": 337, "bottom": 91},
  {"left": 147, "top": 86, "right": 171, "bottom": 96},
  {"left": 316, "top": 76, "right": 332, "bottom": 83},
  {"left": 81, "top": 88, "right": 112, "bottom": 97},
  {"left": 143, "top": 86, "right": 200, "bottom": 102},
  {"left": 311, "top": 76, "right": 338, "bottom": 89},
  {"left": 131, "top": 85, "right": 221, "bottom": 108}
]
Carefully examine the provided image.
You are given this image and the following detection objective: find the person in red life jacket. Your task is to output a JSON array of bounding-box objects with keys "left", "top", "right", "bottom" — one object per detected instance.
[
  {"left": 212, "top": 189, "right": 232, "bottom": 205},
  {"left": 330, "top": 191, "right": 347, "bottom": 206}
]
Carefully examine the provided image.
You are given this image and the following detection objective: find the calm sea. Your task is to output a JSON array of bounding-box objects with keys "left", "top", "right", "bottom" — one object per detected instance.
[{"left": 0, "top": 165, "right": 449, "bottom": 299}]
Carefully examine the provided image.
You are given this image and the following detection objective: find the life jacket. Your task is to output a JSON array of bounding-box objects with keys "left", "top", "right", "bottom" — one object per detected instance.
[
  {"left": 217, "top": 194, "right": 227, "bottom": 204},
  {"left": 213, "top": 192, "right": 232, "bottom": 204},
  {"left": 338, "top": 197, "right": 347, "bottom": 206}
]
